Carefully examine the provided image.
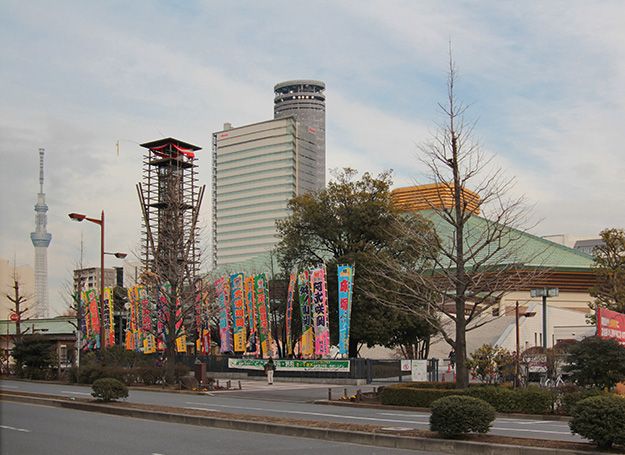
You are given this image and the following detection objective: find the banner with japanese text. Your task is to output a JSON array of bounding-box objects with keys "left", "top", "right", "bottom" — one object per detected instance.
[
  {"left": 285, "top": 271, "right": 297, "bottom": 356},
  {"left": 156, "top": 284, "right": 170, "bottom": 351},
  {"left": 138, "top": 286, "right": 152, "bottom": 334},
  {"left": 597, "top": 307, "right": 625, "bottom": 346},
  {"left": 254, "top": 273, "right": 272, "bottom": 358},
  {"left": 310, "top": 267, "right": 330, "bottom": 357},
  {"left": 230, "top": 273, "right": 247, "bottom": 352},
  {"left": 216, "top": 277, "right": 233, "bottom": 353},
  {"left": 298, "top": 270, "right": 314, "bottom": 358},
  {"left": 337, "top": 265, "right": 354, "bottom": 356},
  {"left": 175, "top": 296, "right": 187, "bottom": 353},
  {"left": 103, "top": 287, "right": 115, "bottom": 347},
  {"left": 244, "top": 275, "right": 258, "bottom": 355},
  {"left": 85, "top": 288, "right": 101, "bottom": 348}
]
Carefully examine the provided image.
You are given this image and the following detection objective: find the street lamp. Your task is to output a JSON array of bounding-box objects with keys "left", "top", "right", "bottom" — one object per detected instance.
[
  {"left": 530, "top": 288, "right": 559, "bottom": 350},
  {"left": 68, "top": 211, "right": 126, "bottom": 350},
  {"left": 515, "top": 300, "right": 536, "bottom": 387}
]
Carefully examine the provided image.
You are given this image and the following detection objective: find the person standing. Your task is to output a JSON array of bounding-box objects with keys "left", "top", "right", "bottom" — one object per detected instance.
[{"left": 264, "top": 357, "right": 276, "bottom": 385}]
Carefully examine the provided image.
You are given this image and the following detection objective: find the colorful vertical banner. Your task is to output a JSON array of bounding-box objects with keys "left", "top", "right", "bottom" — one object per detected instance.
[
  {"left": 310, "top": 267, "right": 330, "bottom": 357},
  {"left": 195, "top": 281, "right": 211, "bottom": 355},
  {"left": 174, "top": 296, "right": 187, "bottom": 353},
  {"left": 230, "top": 273, "right": 247, "bottom": 352},
  {"left": 337, "top": 265, "right": 355, "bottom": 357},
  {"left": 216, "top": 277, "right": 233, "bottom": 353},
  {"left": 125, "top": 287, "right": 137, "bottom": 351},
  {"left": 244, "top": 276, "right": 258, "bottom": 354},
  {"left": 298, "top": 270, "right": 314, "bottom": 358},
  {"left": 103, "top": 287, "right": 115, "bottom": 347},
  {"left": 285, "top": 271, "right": 297, "bottom": 356},
  {"left": 254, "top": 273, "right": 272, "bottom": 358},
  {"left": 156, "top": 284, "right": 170, "bottom": 351},
  {"left": 138, "top": 286, "right": 152, "bottom": 333},
  {"left": 85, "top": 288, "right": 101, "bottom": 348}
]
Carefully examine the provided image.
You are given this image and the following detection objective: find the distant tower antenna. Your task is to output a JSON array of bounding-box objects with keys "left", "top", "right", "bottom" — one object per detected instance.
[{"left": 30, "top": 148, "right": 52, "bottom": 318}]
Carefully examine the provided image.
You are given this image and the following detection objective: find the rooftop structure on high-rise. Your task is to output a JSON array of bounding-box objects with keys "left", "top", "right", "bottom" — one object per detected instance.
[
  {"left": 274, "top": 80, "right": 326, "bottom": 192},
  {"left": 30, "top": 148, "right": 52, "bottom": 318}
]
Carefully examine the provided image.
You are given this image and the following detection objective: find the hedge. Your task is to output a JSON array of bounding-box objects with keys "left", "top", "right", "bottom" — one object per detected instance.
[
  {"left": 381, "top": 386, "right": 464, "bottom": 407},
  {"left": 465, "top": 386, "right": 552, "bottom": 414},
  {"left": 381, "top": 384, "right": 551, "bottom": 414}
]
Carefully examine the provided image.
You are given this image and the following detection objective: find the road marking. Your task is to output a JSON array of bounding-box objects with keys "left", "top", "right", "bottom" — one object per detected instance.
[
  {"left": 0, "top": 385, "right": 19, "bottom": 389},
  {"left": 378, "top": 412, "right": 429, "bottom": 418},
  {"left": 185, "top": 402, "right": 428, "bottom": 425},
  {"left": 61, "top": 391, "right": 91, "bottom": 395},
  {"left": 0, "top": 425, "right": 31, "bottom": 433},
  {"left": 185, "top": 402, "right": 574, "bottom": 436},
  {"left": 491, "top": 426, "right": 572, "bottom": 435}
]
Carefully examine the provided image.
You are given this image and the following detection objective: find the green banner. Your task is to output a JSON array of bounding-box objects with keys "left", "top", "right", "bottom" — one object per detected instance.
[{"left": 228, "top": 358, "right": 350, "bottom": 372}]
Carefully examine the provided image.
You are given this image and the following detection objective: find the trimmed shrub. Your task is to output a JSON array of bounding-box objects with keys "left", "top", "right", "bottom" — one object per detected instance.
[
  {"left": 569, "top": 395, "right": 625, "bottom": 449},
  {"left": 138, "top": 366, "right": 162, "bottom": 385},
  {"left": 91, "top": 378, "right": 129, "bottom": 402},
  {"left": 557, "top": 386, "right": 605, "bottom": 416},
  {"left": 430, "top": 395, "right": 496, "bottom": 437},
  {"left": 381, "top": 385, "right": 465, "bottom": 407}
]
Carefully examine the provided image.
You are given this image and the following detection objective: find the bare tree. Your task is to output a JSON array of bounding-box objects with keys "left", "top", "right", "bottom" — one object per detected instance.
[
  {"left": 6, "top": 260, "right": 32, "bottom": 340},
  {"left": 136, "top": 170, "right": 207, "bottom": 369},
  {"left": 365, "top": 52, "right": 545, "bottom": 388}
]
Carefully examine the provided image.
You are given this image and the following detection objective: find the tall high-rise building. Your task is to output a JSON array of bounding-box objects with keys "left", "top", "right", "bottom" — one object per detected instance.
[
  {"left": 274, "top": 80, "right": 326, "bottom": 191},
  {"left": 30, "top": 148, "right": 52, "bottom": 318},
  {"left": 212, "top": 80, "right": 326, "bottom": 269}
]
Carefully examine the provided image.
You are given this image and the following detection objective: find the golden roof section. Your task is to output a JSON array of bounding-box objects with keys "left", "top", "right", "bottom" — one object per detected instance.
[{"left": 391, "top": 183, "right": 480, "bottom": 215}]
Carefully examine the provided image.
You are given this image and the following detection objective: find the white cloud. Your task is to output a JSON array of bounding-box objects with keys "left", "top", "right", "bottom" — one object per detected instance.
[{"left": 2, "top": 1, "right": 625, "bottom": 315}]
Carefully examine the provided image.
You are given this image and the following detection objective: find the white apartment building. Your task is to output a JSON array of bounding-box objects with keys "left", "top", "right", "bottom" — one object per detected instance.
[{"left": 212, "top": 118, "right": 314, "bottom": 267}]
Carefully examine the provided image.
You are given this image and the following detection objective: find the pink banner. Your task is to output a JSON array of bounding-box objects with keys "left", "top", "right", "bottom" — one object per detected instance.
[{"left": 310, "top": 267, "right": 330, "bottom": 357}]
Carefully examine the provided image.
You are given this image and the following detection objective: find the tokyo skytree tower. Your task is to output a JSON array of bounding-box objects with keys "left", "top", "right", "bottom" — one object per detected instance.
[{"left": 30, "top": 148, "right": 52, "bottom": 318}]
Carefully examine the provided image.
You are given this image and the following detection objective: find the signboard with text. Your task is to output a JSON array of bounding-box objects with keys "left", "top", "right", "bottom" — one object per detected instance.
[
  {"left": 597, "top": 307, "right": 625, "bottom": 346},
  {"left": 228, "top": 358, "right": 350, "bottom": 372}
]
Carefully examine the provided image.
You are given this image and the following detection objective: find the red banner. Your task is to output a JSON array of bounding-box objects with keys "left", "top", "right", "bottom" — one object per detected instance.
[{"left": 597, "top": 307, "right": 625, "bottom": 346}]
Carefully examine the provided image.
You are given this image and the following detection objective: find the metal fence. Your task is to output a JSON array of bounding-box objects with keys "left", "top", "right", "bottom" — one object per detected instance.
[{"left": 184, "top": 356, "right": 446, "bottom": 384}]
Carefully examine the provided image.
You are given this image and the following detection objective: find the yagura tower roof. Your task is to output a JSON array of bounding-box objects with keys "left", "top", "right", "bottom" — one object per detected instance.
[{"left": 140, "top": 137, "right": 201, "bottom": 151}]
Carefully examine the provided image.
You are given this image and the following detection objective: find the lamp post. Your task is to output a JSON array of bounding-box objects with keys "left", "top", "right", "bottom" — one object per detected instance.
[
  {"left": 68, "top": 211, "right": 126, "bottom": 351},
  {"left": 514, "top": 300, "right": 536, "bottom": 387},
  {"left": 530, "top": 288, "right": 559, "bottom": 350}
]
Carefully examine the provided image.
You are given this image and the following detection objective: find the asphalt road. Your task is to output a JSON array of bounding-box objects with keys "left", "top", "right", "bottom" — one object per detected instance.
[
  {"left": 1, "top": 401, "right": 436, "bottom": 455},
  {"left": 0, "top": 379, "right": 583, "bottom": 443}
]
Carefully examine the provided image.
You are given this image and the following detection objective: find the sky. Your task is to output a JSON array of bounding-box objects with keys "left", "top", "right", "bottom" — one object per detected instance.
[{"left": 1, "top": 1, "right": 624, "bottom": 316}]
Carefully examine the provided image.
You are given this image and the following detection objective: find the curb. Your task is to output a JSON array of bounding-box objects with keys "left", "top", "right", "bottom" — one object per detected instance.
[{"left": 1, "top": 392, "right": 591, "bottom": 455}]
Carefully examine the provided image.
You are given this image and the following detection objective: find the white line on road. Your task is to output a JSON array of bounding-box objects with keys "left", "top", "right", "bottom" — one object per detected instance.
[
  {"left": 1, "top": 425, "right": 31, "bottom": 433},
  {"left": 491, "top": 426, "right": 571, "bottom": 435},
  {"left": 185, "top": 402, "right": 430, "bottom": 425},
  {"left": 61, "top": 391, "right": 91, "bottom": 395},
  {"left": 0, "top": 385, "right": 19, "bottom": 389},
  {"left": 185, "top": 402, "right": 573, "bottom": 435},
  {"left": 378, "top": 412, "right": 429, "bottom": 418}
]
